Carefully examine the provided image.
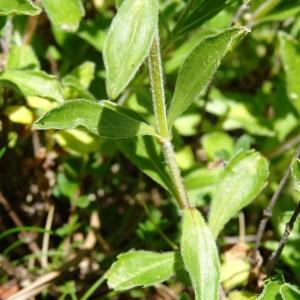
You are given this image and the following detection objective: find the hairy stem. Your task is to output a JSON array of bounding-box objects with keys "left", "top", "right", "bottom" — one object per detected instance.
[
  {"left": 148, "top": 32, "right": 169, "bottom": 139},
  {"left": 162, "top": 139, "right": 190, "bottom": 209},
  {"left": 148, "top": 33, "right": 190, "bottom": 209}
]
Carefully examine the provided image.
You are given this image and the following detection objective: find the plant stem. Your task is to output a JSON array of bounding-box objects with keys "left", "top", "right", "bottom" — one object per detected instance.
[
  {"left": 162, "top": 140, "right": 190, "bottom": 209},
  {"left": 148, "top": 33, "right": 190, "bottom": 210},
  {"left": 148, "top": 32, "right": 169, "bottom": 139},
  {"left": 265, "top": 201, "right": 300, "bottom": 274},
  {"left": 80, "top": 273, "right": 107, "bottom": 300}
]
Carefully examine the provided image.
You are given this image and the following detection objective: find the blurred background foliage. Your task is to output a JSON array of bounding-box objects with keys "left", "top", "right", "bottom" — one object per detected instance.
[{"left": 1, "top": 0, "right": 300, "bottom": 299}]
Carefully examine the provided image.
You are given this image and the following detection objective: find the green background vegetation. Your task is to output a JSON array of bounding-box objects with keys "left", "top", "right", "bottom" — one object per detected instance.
[{"left": 1, "top": 0, "right": 300, "bottom": 299}]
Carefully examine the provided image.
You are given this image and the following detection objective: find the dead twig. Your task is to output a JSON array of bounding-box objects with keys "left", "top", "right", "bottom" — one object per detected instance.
[
  {"left": 252, "top": 147, "right": 300, "bottom": 260},
  {"left": 23, "top": 16, "right": 39, "bottom": 45},
  {"left": 266, "top": 134, "right": 300, "bottom": 159},
  {"left": 231, "top": 0, "right": 251, "bottom": 26},
  {"left": 7, "top": 249, "right": 91, "bottom": 300},
  {"left": 83, "top": 211, "right": 111, "bottom": 254},
  {"left": 239, "top": 212, "right": 246, "bottom": 244},
  {"left": 41, "top": 205, "right": 55, "bottom": 268},
  {"left": 155, "top": 283, "right": 179, "bottom": 300},
  {"left": 224, "top": 235, "right": 257, "bottom": 245},
  {"left": 265, "top": 201, "right": 300, "bottom": 274},
  {"left": 0, "top": 191, "right": 41, "bottom": 262},
  {"left": 0, "top": 18, "right": 13, "bottom": 70}
]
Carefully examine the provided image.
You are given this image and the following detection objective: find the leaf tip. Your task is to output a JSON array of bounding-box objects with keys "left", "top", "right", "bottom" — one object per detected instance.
[{"left": 32, "top": 118, "right": 45, "bottom": 130}]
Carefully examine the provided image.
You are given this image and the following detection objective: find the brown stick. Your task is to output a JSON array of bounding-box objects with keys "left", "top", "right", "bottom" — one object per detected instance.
[
  {"left": 7, "top": 249, "right": 91, "bottom": 300},
  {"left": 0, "top": 191, "right": 41, "bottom": 258},
  {"left": 23, "top": 16, "right": 39, "bottom": 45},
  {"left": 253, "top": 147, "right": 300, "bottom": 258},
  {"left": 231, "top": 0, "right": 250, "bottom": 26},
  {"left": 265, "top": 201, "right": 300, "bottom": 274},
  {"left": 267, "top": 134, "right": 300, "bottom": 159}
]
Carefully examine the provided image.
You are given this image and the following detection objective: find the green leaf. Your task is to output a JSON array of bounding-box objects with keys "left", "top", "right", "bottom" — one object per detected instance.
[
  {"left": 103, "top": 0, "right": 158, "bottom": 99},
  {"left": 209, "top": 150, "right": 269, "bottom": 237},
  {"left": 106, "top": 250, "right": 176, "bottom": 291},
  {"left": 254, "top": 3, "right": 300, "bottom": 25},
  {"left": 69, "top": 61, "right": 95, "bottom": 89},
  {"left": 221, "top": 256, "right": 250, "bottom": 291},
  {"left": 257, "top": 280, "right": 283, "bottom": 300},
  {"left": 4, "top": 105, "right": 34, "bottom": 124},
  {"left": 53, "top": 129, "right": 100, "bottom": 155},
  {"left": 41, "top": 0, "right": 84, "bottom": 32},
  {"left": 0, "top": 0, "right": 41, "bottom": 16},
  {"left": 207, "top": 88, "right": 275, "bottom": 137},
  {"left": 280, "top": 283, "right": 300, "bottom": 300},
  {"left": 251, "top": 0, "right": 284, "bottom": 21},
  {"left": 72, "top": 195, "right": 90, "bottom": 209},
  {"left": 77, "top": 15, "right": 108, "bottom": 52},
  {"left": 62, "top": 76, "right": 95, "bottom": 100},
  {"left": 173, "top": 0, "right": 240, "bottom": 37},
  {"left": 176, "top": 145, "right": 195, "bottom": 170},
  {"left": 228, "top": 291, "right": 256, "bottom": 300},
  {"left": 117, "top": 136, "right": 174, "bottom": 193},
  {"left": 56, "top": 173, "right": 78, "bottom": 199},
  {"left": 185, "top": 169, "right": 221, "bottom": 191},
  {"left": 201, "top": 131, "right": 234, "bottom": 160},
  {"left": 174, "top": 114, "right": 201, "bottom": 137},
  {"left": 0, "top": 70, "right": 64, "bottom": 102},
  {"left": 181, "top": 208, "right": 220, "bottom": 300},
  {"left": 34, "top": 99, "right": 157, "bottom": 138},
  {"left": 233, "top": 135, "right": 254, "bottom": 154},
  {"left": 167, "top": 26, "right": 249, "bottom": 127},
  {"left": 184, "top": 167, "right": 221, "bottom": 207},
  {"left": 62, "top": 61, "right": 96, "bottom": 100},
  {"left": 7, "top": 45, "right": 40, "bottom": 70},
  {"left": 279, "top": 31, "right": 300, "bottom": 112},
  {"left": 291, "top": 158, "right": 300, "bottom": 191}
]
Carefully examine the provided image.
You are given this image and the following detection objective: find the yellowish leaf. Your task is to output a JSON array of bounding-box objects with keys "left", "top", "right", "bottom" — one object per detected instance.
[{"left": 5, "top": 105, "right": 34, "bottom": 124}]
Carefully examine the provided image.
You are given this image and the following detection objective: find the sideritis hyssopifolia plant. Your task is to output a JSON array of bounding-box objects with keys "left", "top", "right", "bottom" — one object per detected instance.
[{"left": 34, "top": 0, "right": 269, "bottom": 298}]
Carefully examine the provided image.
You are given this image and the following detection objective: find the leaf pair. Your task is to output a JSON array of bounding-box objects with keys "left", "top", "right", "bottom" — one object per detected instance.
[
  {"left": 105, "top": 152, "right": 269, "bottom": 298},
  {"left": 104, "top": 0, "right": 249, "bottom": 133},
  {"left": 106, "top": 208, "right": 221, "bottom": 300}
]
